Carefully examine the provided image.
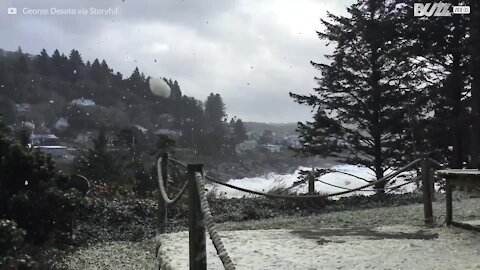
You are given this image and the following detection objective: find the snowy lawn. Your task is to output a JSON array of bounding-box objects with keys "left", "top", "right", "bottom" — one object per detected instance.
[
  {"left": 157, "top": 226, "right": 480, "bottom": 270},
  {"left": 156, "top": 197, "right": 480, "bottom": 270},
  {"left": 63, "top": 198, "right": 479, "bottom": 270}
]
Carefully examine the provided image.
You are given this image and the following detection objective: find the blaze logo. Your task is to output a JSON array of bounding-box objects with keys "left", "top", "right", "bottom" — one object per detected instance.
[{"left": 414, "top": 3, "right": 451, "bottom": 17}]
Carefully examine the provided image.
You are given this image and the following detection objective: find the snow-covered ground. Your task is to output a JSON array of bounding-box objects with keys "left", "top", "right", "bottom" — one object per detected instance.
[
  {"left": 207, "top": 165, "right": 418, "bottom": 199},
  {"left": 157, "top": 226, "right": 480, "bottom": 270},
  {"left": 63, "top": 198, "right": 480, "bottom": 270}
]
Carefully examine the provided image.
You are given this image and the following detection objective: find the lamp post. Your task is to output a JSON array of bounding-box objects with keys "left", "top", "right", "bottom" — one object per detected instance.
[
  {"left": 150, "top": 77, "right": 171, "bottom": 98},
  {"left": 150, "top": 77, "right": 171, "bottom": 234}
]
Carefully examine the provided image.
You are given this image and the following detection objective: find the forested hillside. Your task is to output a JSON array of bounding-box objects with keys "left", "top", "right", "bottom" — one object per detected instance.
[{"left": 0, "top": 47, "right": 247, "bottom": 157}]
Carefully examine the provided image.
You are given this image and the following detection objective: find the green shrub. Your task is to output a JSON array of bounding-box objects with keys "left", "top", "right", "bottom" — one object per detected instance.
[
  {"left": 0, "top": 120, "right": 84, "bottom": 244},
  {"left": 0, "top": 219, "right": 25, "bottom": 259}
]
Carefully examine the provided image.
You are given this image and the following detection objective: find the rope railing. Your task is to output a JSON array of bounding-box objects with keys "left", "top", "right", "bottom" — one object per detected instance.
[
  {"left": 168, "top": 157, "right": 422, "bottom": 199},
  {"left": 170, "top": 157, "right": 422, "bottom": 193},
  {"left": 169, "top": 157, "right": 188, "bottom": 168},
  {"left": 156, "top": 155, "right": 445, "bottom": 269},
  {"left": 195, "top": 172, "right": 236, "bottom": 270},
  {"left": 315, "top": 175, "right": 421, "bottom": 193},
  {"left": 201, "top": 158, "right": 423, "bottom": 199},
  {"left": 156, "top": 157, "right": 189, "bottom": 205},
  {"left": 314, "top": 178, "right": 376, "bottom": 192},
  {"left": 427, "top": 158, "right": 445, "bottom": 168},
  {"left": 385, "top": 176, "right": 422, "bottom": 193}
]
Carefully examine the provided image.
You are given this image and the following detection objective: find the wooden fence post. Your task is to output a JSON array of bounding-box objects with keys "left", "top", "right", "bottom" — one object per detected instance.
[
  {"left": 187, "top": 164, "right": 206, "bottom": 270},
  {"left": 422, "top": 157, "right": 434, "bottom": 225},
  {"left": 429, "top": 167, "right": 436, "bottom": 202},
  {"left": 308, "top": 168, "right": 315, "bottom": 194},
  {"left": 157, "top": 153, "right": 168, "bottom": 234}
]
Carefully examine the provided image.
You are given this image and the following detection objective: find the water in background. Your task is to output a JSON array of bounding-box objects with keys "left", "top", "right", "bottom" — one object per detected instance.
[{"left": 206, "top": 164, "right": 418, "bottom": 199}]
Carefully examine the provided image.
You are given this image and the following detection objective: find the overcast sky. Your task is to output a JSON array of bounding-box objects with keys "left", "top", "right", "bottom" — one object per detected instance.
[{"left": 1, "top": 0, "right": 355, "bottom": 123}]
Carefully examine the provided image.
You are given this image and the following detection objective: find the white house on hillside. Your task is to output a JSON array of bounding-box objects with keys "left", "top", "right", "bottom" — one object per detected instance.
[
  {"left": 54, "top": 117, "right": 69, "bottom": 130},
  {"left": 236, "top": 140, "right": 258, "bottom": 154},
  {"left": 70, "top": 98, "right": 95, "bottom": 106},
  {"left": 30, "top": 134, "right": 76, "bottom": 163},
  {"left": 265, "top": 144, "right": 281, "bottom": 153},
  {"left": 134, "top": 125, "right": 148, "bottom": 134},
  {"left": 15, "top": 103, "right": 31, "bottom": 114},
  {"left": 154, "top": 129, "right": 182, "bottom": 138}
]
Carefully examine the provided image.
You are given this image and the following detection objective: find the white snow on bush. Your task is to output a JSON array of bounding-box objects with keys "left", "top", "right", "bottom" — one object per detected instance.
[{"left": 207, "top": 164, "right": 418, "bottom": 199}]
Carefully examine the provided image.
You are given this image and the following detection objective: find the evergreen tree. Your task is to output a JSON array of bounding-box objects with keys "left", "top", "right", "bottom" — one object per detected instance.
[
  {"left": 169, "top": 80, "right": 182, "bottom": 100},
  {"left": 69, "top": 49, "right": 84, "bottom": 69},
  {"left": 13, "top": 47, "right": 29, "bottom": 75},
  {"left": 0, "top": 56, "right": 10, "bottom": 92},
  {"left": 225, "top": 117, "right": 247, "bottom": 156},
  {"left": 290, "top": 0, "right": 424, "bottom": 191},
  {"left": 77, "top": 130, "right": 121, "bottom": 184},
  {"left": 409, "top": 0, "right": 471, "bottom": 168},
  {"left": 100, "top": 60, "right": 111, "bottom": 80},
  {"left": 15, "top": 126, "right": 30, "bottom": 147},
  {"left": 205, "top": 93, "right": 226, "bottom": 124},
  {"left": 89, "top": 58, "right": 102, "bottom": 83},
  {"left": 259, "top": 130, "right": 274, "bottom": 145},
  {"left": 51, "top": 49, "right": 62, "bottom": 69},
  {"left": 69, "top": 49, "right": 84, "bottom": 82},
  {"left": 0, "top": 97, "right": 16, "bottom": 124},
  {"left": 155, "top": 134, "right": 176, "bottom": 154},
  {"left": 0, "top": 118, "right": 82, "bottom": 243},
  {"left": 470, "top": 1, "right": 480, "bottom": 167},
  {"left": 128, "top": 67, "right": 148, "bottom": 100},
  {"left": 203, "top": 93, "right": 227, "bottom": 156},
  {"left": 233, "top": 119, "right": 248, "bottom": 144},
  {"left": 34, "top": 49, "right": 52, "bottom": 76},
  {"left": 51, "top": 50, "right": 70, "bottom": 78}
]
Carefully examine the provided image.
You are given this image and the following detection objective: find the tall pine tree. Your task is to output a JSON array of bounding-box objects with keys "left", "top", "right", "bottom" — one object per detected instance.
[
  {"left": 290, "top": 0, "right": 425, "bottom": 190},
  {"left": 203, "top": 93, "right": 227, "bottom": 156}
]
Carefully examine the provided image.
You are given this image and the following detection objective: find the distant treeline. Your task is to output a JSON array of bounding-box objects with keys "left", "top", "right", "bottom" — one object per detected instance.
[{"left": 0, "top": 47, "right": 247, "bottom": 157}]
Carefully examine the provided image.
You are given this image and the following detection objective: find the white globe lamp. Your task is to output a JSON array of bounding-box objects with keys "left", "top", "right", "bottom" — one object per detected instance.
[{"left": 150, "top": 77, "right": 171, "bottom": 98}]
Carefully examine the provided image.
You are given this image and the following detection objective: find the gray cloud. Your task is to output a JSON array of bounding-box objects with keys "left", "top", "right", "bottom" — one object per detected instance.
[{"left": 1, "top": 0, "right": 355, "bottom": 122}]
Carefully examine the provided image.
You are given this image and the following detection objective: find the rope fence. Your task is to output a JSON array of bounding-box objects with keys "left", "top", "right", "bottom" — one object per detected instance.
[
  {"left": 156, "top": 155, "right": 440, "bottom": 270},
  {"left": 156, "top": 157, "right": 188, "bottom": 205},
  {"left": 195, "top": 172, "right": 236, "bottom": 270},
  {"left": 202, "top": 158, "right": 422, "bottom": 199}
]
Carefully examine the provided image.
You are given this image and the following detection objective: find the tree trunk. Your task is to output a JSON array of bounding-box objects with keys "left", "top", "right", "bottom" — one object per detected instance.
[
  {"left": 470, "top": 1, "right": 480, "bottom": 168},
  {"left": 368, "top": 0, "right": 385, "bottom": 192},
  {"left": 450, "top": 8, "right": 464, "bottom": 169}
]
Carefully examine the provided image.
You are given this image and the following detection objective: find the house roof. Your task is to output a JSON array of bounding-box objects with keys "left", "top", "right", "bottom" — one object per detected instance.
[
  {"left": 154, "top": 129, "right": 182, "bottom": 136},
  {"left": 70, "top": 98, "right": 95, "bottom": 106},
  {"left": 55, "top": 117, "right": 69, "bottom": 127},
  {"left": 15, "top": 103, "right": 31, "bottom": 112},
  {"left": 31, "top": 134, "right": 58, "bottom": 139},
  {"left": 33, "top": 145, "right": 67, "bottom": 150},
  {"left": 134, "top": 125, "right": 148, "bottom": 134}
]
